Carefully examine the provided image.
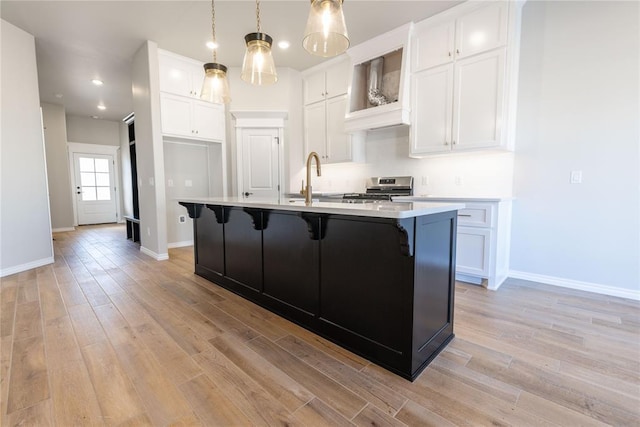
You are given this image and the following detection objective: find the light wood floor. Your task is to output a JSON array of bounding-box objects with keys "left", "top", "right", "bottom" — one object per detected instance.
[{"left": 1, "top": 224, "right": 638, "bottom": 426}]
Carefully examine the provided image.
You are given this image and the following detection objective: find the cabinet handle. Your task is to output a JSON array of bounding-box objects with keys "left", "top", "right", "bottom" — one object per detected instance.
[
  {"left": 453, "top": 140, "right": 457, "bottom": 145},
  {"left": 444, "top": 141, "right": 449, "bottom": 145},
  {"left": 448, "top": 51, "right": 452, "bottom": 57},
  {"left": 458, "top": 214, "right": 472, "bottom": 217},
  {"left": 456, "top": 49, "right": 460, "bottom": 54}
]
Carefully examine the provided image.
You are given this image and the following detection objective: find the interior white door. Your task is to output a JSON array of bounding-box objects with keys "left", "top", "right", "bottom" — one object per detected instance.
[
  {"left": 73, "top": 153, "right": 117, "bottom": 225},
  {"left": 241, "top": 128, "right": 280, "bottom": 199}
]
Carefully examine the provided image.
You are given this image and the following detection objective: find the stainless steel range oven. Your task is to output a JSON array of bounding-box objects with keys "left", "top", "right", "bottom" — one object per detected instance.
[{"left": 342, "top": 176, "right": 414, "bottom": 203}]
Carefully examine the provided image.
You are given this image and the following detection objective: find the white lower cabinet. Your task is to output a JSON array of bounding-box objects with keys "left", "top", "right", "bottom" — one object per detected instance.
[
  {"left": 160, "top": 93, "right": 224, "bottom": 141},
  {"left": 456, "top": 227, "right": 491, "bottom": 277}
]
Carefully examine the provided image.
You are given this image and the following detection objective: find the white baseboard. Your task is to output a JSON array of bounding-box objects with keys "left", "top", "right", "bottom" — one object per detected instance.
[
  {"left": 52, "top": 227, "right": 75, "bottom": 232},
  {"left": 0, "top": 256, "right": 55, "bottom": 278},
  {"left": 508, "top": 270, "right": 640, "bottom": 301},
  {"left": 140, "top": 246, "right": 169, "bottom": 261},
  {"left": 168, "top": 240, "right": 194, "bottom": 249}
]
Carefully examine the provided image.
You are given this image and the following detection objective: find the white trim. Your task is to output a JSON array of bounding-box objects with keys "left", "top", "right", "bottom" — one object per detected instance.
[
  {"left": 52, "top": 227, "right": 75, "bottom": 232},
  {"left": 140, "top": 246, "right": 169, "bottom": 261},
  {"left": 508, "top": 270, "right": 640, "bottom": 301},
  {"left": 39, "top": 108, "right": 55, "bottom": 261},
  {"left": 0, "top": 257, "right": 54, "bottom": 278},
  {"left": 168, "top": 240, "right": 194, "bottom": 249},
  {"left": 231, "top": 111, "right": 288, "bottom": 128}
]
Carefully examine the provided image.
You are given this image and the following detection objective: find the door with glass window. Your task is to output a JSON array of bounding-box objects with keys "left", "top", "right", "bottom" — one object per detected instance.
[{"left": 73, "top": 153, "right": 117, "bottom": 225}]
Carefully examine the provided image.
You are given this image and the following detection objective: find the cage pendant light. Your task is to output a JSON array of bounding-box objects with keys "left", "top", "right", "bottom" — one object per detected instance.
[
  {"left": 303, "top": 0, "right": 349, "bottom": 57},
  {"left": 241, "top": 0, "right": 277, "bottom": 85},
  {"left": 201, "top": 0, "right": 231, "bottom": 103}
]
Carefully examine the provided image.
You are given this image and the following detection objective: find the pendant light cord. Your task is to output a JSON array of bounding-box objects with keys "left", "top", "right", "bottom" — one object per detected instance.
[
  {"left": 255, "top": 0, "right": 261, "bottom": 32},
  {"left": 211, "top": 0, "right": 217, "bottom": 62}
]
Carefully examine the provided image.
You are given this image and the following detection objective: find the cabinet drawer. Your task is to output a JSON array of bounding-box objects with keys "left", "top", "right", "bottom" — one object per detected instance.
[{"left": 457, "top": 204, "right": 493, "bottom": 227}]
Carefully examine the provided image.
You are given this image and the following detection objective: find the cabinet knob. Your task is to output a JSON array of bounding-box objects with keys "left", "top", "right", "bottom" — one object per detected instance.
[
  {"left": 448, "top": 51, "right": 452, "bottom": 57},
  {"left": 444, "top": 141, "right": 449, "bottom": 145},
  {"left": 453, "top": 140, "right": 457, "bottom": 145},
  {"left": 456, "top": 49, "right": 460, "bottom": 54}
]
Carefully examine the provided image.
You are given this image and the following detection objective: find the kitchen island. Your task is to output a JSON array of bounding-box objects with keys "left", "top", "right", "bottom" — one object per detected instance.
[{"left": 179, "top": 197, "right": 463, "bottom": 380}]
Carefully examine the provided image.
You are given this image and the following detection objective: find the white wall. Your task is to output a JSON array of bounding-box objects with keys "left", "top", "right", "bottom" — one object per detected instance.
[
  {"left": 132, "top": 40, "right": 168, "bottom": 259},
  {"left": 510, "top": 1, "right": 639, "bottom": 297},
  {"left": 1, "top": 20, "right": 54, "bottom": 276},
  {"left": 66, "top": 115, "right": 120, "bottom": 146},
  {"left": 41, "top": 102, "right": 75, "bottom": 231},
  {"left": 119, "top": 122, "right": 133, "bottom": 218}
]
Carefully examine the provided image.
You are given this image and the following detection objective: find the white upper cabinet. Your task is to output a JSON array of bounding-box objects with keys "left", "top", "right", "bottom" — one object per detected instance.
[
  {"left": 303, "top": 56, "right": 349, "bottom": 105},
  {"left": 158, "top": 49, "right": 205, "bottom": 98},
  {"left": 160, "top": 92, "right": 225, "bottom": 142},
  {"left": 455, "top": 2, "right": 508, "bottom": 59},
  {"left": 410, "top": 1, "right": 521, "bottom": 156},
  {"left": 302, "top": 57, "right": 364, "bottom": 164}
]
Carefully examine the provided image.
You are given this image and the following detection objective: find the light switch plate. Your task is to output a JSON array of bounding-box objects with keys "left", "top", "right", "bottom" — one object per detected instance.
[
  {"left": 185, "top": 179, "right": 193, "bottom": 187},
  {"left": 570, "top": 170, "right": 582, "bottom": 184}
]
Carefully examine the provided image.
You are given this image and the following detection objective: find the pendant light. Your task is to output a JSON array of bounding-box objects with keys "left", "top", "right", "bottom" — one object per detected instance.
[
  {"left": 241, "top": 0, "right": 277, "bottom": 85},
  {"left": 201, "top": 0, "right": 231, "bottom": 103},
  {"left": 303, "top": 0, "right": 349, "bottom": 57}
]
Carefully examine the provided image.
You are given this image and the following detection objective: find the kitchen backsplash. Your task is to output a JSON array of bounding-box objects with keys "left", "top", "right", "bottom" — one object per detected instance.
[{"left": 291, "top": 126, "right": 514, "bottom": 196}]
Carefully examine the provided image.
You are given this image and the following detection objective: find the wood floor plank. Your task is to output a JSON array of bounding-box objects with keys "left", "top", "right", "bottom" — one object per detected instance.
[
  {"left": 6, "top": 399, "right": 54, "bottom": 427},
  {"left": 352, "top": 403, "right": 408, "bottom": 427},
  {"left": 16, "top": 280, "right": 39, "bottom": 304},
  {"left": 276, "top": 334, "right": 406, "bottom": 416},
  {"left": 1, "top": 335, "right": 13, "bottom": 424},
  {"left": 178, "top": 374, "right": 253, "bottom": 426},
  {"left": 6, "top": 336, "right": 49, "bottom": 414},
  {"left": 215, "top": 298, "right": 288, "bottom": 341},
  {"left": 246, "top": 336, "right": 368, "bottom": 419},
  {"left": 82, "top": 340, "right": 146, "bottom": 426},
  {"left": 116, "top": 412, "right": 153, "bottom": 427},
  {"left": 77, "top": 278, "right": 111, "bottom": 307},
  {"left": 0, "top": 285, "right": 17, "bottom": 337},
  {"left": 43, "top": 315, "right": 83, "bottom": 368},
  {"left": 68, "top": 303, "right": 108, "bottom": 347},
  {"left": 192, "top": 301, "right": 259, "bottom": 342},
  {"left": 13, "top": 301, "right": 42, "bottom": 340},
  {"left": 38, "top": 275, "right": 67, "bottom": 323},
  {"left": 292, "top": 397, "right": 354, "bottom": 426},
  {"left": 209, "top": 334, "right": 314, "bottom": 412},
  {"left": 395, "top": 399, "right": 457, "bottom": 427},
  {"left": 192, "top": 349, "right": 297, "bottom": 426},
  {"left": 49, "top": 361, "right": 104, "bottom": 426},
  {"left": 516, "top": 391, "right": 608, "bottom": 427}
]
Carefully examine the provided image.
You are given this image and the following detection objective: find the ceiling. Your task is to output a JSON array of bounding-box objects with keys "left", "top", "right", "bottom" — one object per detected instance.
[{"left": 1, "top": 0, "right": 462, "bottom": 122}]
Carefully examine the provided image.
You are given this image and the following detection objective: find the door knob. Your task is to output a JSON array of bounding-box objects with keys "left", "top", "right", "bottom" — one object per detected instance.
[{"left": 243, "top": 192, "right": 253, "bottom": 197}]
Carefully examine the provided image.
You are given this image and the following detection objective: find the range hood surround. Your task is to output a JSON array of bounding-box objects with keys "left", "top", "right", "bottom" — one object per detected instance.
[{"left": 345, "top": 22, "right": 413, "bottom": 132}]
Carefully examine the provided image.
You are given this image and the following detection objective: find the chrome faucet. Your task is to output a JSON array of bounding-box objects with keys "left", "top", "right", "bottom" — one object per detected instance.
[{"left": 300, "top": 152, "right": 322, "bottom": 205}]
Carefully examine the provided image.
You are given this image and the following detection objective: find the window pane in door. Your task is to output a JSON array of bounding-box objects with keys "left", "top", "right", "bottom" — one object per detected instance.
[
  {"left": 81, "top": 172, "right": 96, "bottom": 186},
  {"left": 96, "top": 187, "right": 111, "bottom": 201},
  {"left": 79, "top": 157, "right": 95, "bottom": 172},
  {"left": 95, "top": 158, "right": 109, "bottom": 173},
  {"left": 95, "top": 172, "right": 110, "bottom": 186},
  {"left": 82, "top": 187, "right": 97, "bottom": 201}
]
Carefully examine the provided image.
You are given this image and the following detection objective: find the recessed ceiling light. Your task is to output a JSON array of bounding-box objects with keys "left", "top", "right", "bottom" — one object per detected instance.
[
  {"left": 97, "top": 104, "right": 106, "bottom": 110},
  {"left": 91, "top": 115, "right": 100, "bottom": 119},
  {"left": 206, "top": 41, "right": 218, "bottom": 50},
  {"left": 92, "top": 79, "right": 104, "bottom": 86},
  {"left": 54, "top": 93, "right": 63, "bottom": 98},
  {"left": 278, "top": 40, "right": 290, "bottom": 50}
]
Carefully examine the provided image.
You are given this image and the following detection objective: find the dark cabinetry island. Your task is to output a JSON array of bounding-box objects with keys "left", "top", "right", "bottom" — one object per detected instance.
[{"left": 179, "top": 198, "right": 462, "bottom": 380}]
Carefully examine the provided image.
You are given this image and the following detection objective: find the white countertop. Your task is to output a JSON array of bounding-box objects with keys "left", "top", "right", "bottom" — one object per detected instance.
[
  {"left": 178, "top": 197, "right": 464, "bottom": 219},
  {"left": 394, "top": 195, "right": 514, "bottom": 203}
]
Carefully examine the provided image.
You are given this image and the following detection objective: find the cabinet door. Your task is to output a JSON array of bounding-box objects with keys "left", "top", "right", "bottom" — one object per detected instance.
[
  {"left": 304, "top": 102, "right": 327, "bottom": 159},
  {"left": 304, "top": 71, "right": 326, "bottom": 105},
  {"left": 160, "top": 93, "right": 192, "bottom": 137},
  {"left": 456, "top": 226, "right": 491, "bottom": 277},
  {"left": 325, "top": 59, "right": 349, "bottom": 98},
  {"left": 455, "top": 1, "right": 508, "bottom": 59},
  {"left": 159, "top": 55, "right": 198, "bottom": 97},
  {"left": 414, "top": 20, "right": 455, "bottom": 71},
  {"left": 452, "top": 49, "right": 505, "bottom": 150},
  {"left": 196, "top": 206, "right": 224, "bottom": 275},
  {"left": 190, "top": 67, "right": 204, "bottom": 98},
  {"left": 410, "top": 64, "right": 454, "bottom": 155},
  {"left": 263, "top": 212, "right": 319, "bottom": 317},
  {"left": 325, "top": 95, "right": 351, "bottom": 163},
  {"left": 192, "top": 100, "right": 224, "bottom": 141},
  {"left": 224, "top": 207, "right": 263, "bottom": 292}
]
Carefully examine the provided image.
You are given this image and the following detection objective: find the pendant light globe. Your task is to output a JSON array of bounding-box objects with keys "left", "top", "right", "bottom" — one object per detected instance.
[
  {"left": 201, "top": 63, "right": 231, "bottom": 104},
  {"left": 241, "top": 32, "right": 278, "bottom": 85},
  {"left": 303, "top": 0, "right": 349, "bottom": 57}
]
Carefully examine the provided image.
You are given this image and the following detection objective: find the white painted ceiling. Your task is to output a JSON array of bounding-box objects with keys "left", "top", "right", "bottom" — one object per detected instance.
[{"left": 1, "top": 0, "right": 461, "bottom": 122}]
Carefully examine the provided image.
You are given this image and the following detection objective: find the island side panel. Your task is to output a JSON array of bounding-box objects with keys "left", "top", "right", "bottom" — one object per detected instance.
[
  {"left": 195, "top": 205, "right": 225, "bottom": 278},
  {"left": 411, "top": 211, "right": 457, "bottom": 376},
  {"left": 319, "top": 215, "right": 415, "bottom": 373},
  {"left": 224, "top": 207, "right": 263, "bottom": 292},
  {"left": 263, "top": 211, "right": 320, "bottom": 321}
]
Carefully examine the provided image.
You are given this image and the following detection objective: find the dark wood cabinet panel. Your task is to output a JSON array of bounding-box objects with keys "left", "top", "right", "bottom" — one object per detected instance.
[
  {"left": 224, "top": 207, "right": 263, "bottom": 292},
  {"left": 263, "top": 212, "right": 320, "bottom": 318},
  {"left": 195, "top": 205, "right": 225, "bottom": 275},
  {"left": 320, "top": 216, "right": 414, "bottom": 355}
]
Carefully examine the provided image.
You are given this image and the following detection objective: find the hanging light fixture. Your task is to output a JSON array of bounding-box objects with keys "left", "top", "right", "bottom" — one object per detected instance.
[
  {"left": 201, "top": 0, "right": 231, "bottom": 103},
  {"left": 241, "top": 0, "right": 277, "bottom": 85},
  {"left": 303, "top": 0, "right": 349, "bottom": 57}
]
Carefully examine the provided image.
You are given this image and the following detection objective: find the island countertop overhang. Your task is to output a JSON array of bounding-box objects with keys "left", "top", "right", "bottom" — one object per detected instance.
[{"left": 177, "top": 197, "right": 464, "bottom": 219}]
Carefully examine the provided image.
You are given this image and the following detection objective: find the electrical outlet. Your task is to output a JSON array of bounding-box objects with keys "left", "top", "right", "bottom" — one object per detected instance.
[
  {"left": 146, "top": 227, "right": 151, "bottom": 236},
  {"left": 570, "top": 170, "right": 582, "bottom": 184},
  {"left": 168, "top": 179, "right": 174, "bottom": 187},
  {"left": 148, "top": 177, "right": 154, "bottom": 186},
  {"left": 421, "top": 176, "right": 429, "bottom": 186},
  {"left": 185, "top": 179, "right": 193, "bottom": 187},
  {"left": 454, "top": 175, "right": 463, "bottom": 186},
  {"left": 178, "top": 215, "right": 186, "bottom": 224}
]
